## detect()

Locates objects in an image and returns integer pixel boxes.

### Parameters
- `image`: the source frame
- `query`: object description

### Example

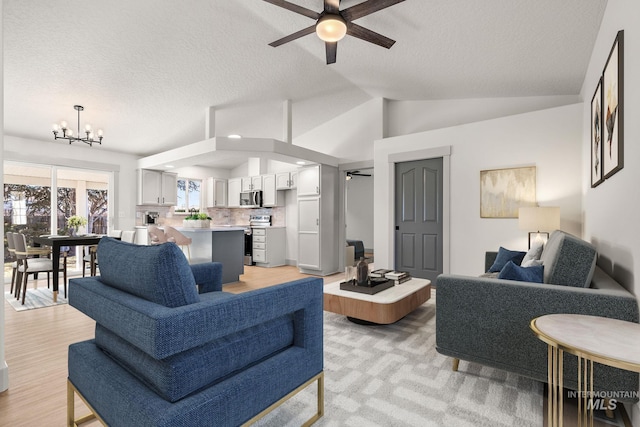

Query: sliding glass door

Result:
[3,162,113,282]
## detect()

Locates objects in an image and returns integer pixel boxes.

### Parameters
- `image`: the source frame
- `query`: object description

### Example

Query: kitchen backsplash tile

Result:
[135,206,285,227]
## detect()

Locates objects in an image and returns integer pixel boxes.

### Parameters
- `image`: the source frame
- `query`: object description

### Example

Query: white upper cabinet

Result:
[138,169,177,205]
[276,171,298,190]
[228,178,242,207]
[262,174,284,207]
[206,178,227,207]
[240,175,263,191]
[297,165,320,196]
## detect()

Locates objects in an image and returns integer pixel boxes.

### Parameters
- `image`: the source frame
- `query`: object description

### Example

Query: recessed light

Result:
[296,161,306,165]
[228,134,242,139]
[165,165,175,168]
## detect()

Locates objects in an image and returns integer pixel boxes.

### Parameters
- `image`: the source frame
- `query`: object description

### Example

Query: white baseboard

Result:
[0,361,8,392]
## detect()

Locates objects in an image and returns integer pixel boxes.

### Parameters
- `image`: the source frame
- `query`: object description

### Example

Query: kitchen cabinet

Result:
[138,169,177,205]
[252,227,286,267]
[297,164,338,275]
[276,171,297,190]
[241,176,263,191]
[297,165,320,196]
[262,174,284,207]
[297,198,320,270]
[228,178,241,207]
[206,178,227,207]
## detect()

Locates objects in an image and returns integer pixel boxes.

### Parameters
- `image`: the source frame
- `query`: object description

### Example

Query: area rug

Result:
[256,296,543,427]
[4,288,68,312]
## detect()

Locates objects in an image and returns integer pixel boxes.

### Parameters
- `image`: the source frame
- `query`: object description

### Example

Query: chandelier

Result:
[52,105,104,146]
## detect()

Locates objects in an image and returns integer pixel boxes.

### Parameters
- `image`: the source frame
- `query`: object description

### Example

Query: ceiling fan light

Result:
[316,15,347,42]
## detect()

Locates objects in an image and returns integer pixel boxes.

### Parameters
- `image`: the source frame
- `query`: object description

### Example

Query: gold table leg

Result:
[577,356,594,427]
[548,344,563,427]
[53,290,58,303]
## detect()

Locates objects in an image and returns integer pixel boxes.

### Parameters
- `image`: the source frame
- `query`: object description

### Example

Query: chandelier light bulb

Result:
[67,129,74,137]
[97,129,103,137]
[316,14,347,42]
[60,121,68,130]
[52,123,60,131]
[85,124,92,132]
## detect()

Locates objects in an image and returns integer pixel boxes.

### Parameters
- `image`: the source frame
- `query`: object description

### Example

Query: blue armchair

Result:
[67,237,324,426]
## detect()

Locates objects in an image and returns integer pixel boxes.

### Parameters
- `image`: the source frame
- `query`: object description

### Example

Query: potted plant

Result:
[183,212,211,228]
[67,215,88,236]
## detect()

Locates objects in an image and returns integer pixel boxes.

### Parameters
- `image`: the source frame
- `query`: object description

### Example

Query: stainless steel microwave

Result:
[239,190,262,208]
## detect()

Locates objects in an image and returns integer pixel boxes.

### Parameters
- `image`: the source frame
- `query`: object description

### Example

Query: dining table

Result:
[32,234,106,302]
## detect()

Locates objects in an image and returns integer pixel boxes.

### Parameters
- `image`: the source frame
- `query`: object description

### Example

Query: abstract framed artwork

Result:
[602,30,624,179]
[591,77,603,188]
[480,166,536,218]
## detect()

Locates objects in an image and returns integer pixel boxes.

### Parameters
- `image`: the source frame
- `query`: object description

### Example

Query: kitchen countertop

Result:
[175,226,246,232]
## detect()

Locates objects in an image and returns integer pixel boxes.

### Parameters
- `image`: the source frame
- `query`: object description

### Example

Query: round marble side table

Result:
[530,314,640,427]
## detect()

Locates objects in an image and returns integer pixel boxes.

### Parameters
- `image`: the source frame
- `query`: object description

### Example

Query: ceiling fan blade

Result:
[347,23,396,49]
[342,0,405,21]
[269,25,317,47]
[324,0,340,14]
[263,0,321,19]
[326,42,337,64]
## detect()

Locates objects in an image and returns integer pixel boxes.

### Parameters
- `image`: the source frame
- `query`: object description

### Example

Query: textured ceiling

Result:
[4,0,606,158]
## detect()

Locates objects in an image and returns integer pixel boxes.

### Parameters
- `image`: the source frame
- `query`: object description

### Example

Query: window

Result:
[176,178,202,212]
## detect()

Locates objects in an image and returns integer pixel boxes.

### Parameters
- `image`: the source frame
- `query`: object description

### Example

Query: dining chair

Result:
[14,232,68,304]
[6,232,19,294]
[83,230,125,276]
[163,225,193,262]
[147,226,169,244]
[120,230,136,243]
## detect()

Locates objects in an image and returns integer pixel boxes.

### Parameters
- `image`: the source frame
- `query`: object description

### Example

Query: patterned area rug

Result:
[4,288,68,311]
[256,296,543,426]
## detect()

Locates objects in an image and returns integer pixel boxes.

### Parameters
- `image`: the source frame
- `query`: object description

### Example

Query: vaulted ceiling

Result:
[4,1,606,158]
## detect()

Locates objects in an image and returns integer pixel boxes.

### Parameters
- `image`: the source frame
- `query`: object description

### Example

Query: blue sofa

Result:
[67,237,324,426]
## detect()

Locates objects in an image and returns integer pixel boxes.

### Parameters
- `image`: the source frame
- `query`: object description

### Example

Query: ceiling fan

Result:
[346,170,372,180]
[264,0,405,64]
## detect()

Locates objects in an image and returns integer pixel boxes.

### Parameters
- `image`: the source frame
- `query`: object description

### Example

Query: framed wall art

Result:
[591,77,603,188]
[480,166,536,218]
[602,30,624,179]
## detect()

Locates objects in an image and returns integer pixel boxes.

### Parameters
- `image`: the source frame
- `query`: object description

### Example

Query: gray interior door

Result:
[395,158,443,281]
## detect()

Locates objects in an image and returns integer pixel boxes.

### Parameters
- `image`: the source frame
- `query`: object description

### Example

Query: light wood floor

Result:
[0,266,340,426]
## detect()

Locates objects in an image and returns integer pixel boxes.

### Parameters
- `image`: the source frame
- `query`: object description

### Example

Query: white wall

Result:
[293,98,385,163]
[580,1,640,424]
[3,136,140,232]
[374,103,583,275]
[387,96,581,137]
[345,171,374,250]
[1,0,9,393]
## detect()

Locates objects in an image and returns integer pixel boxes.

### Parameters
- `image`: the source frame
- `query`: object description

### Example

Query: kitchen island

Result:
[176,226,245,284]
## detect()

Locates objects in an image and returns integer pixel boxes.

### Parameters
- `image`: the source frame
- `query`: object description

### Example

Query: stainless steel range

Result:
[244,215,271,265]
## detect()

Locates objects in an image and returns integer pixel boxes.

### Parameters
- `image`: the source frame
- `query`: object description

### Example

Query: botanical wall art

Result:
[602,30,624,180]
[591,77,603,187]
[480,166,536,218]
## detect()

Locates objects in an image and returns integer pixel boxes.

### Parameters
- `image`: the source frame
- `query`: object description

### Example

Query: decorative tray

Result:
[339,278,394,295]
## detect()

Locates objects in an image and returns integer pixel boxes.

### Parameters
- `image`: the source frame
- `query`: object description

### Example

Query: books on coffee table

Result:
[384,271,411,284]
[370,269,392,278]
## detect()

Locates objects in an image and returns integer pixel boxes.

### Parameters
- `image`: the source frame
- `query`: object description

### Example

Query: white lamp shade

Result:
[316,15,347,42]
[518,207,560,231]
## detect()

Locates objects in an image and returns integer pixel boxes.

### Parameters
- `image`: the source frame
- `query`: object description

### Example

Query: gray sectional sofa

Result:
[436,230,639,401]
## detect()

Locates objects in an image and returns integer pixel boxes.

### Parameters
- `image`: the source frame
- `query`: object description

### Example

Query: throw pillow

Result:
[498,260,544,283]
[522,259,544,268]
[488,247,527,272]
[521,241,544,265]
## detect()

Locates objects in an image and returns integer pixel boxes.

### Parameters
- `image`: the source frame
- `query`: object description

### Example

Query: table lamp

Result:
[518,206,560,248]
